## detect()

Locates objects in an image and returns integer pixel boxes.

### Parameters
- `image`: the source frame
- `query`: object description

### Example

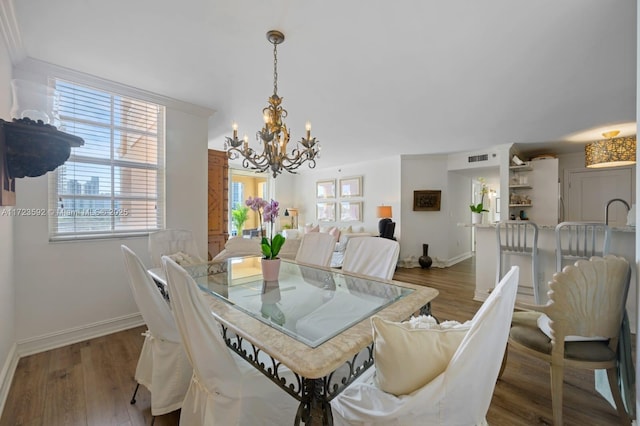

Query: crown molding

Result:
[0,0,25,63]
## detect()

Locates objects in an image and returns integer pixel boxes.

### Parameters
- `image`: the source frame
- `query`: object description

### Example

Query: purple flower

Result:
[244,196,284,259]
[246,196,267,211]
[263,199,280,223]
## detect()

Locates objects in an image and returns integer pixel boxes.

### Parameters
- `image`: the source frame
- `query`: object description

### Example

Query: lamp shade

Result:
[376,205,392,218]
[287,208,298,217]
[585,135,636,168]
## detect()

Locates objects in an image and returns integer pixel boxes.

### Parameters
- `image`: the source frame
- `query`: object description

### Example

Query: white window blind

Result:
[48,79,165,240]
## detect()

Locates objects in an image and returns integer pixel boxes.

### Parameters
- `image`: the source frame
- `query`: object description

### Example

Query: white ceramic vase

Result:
[261,258,281,281]
[471,212,483,224]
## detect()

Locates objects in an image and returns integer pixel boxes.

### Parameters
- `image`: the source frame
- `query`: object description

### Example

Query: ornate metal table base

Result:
[221,325,374,425]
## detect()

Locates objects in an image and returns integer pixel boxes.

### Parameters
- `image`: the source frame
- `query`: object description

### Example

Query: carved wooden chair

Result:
[505,255,632,425]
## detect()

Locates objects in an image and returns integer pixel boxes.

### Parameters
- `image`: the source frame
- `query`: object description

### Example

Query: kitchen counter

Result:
[472,223,636,332]
[461,222,636,232]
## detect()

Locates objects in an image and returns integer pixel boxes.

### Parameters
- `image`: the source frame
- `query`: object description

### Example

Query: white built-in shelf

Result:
[509,204,533,207]
[509,184,532,189]
[509,163,533,171]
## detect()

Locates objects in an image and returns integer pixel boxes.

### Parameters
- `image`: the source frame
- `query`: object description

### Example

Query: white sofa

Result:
[212,236,301,262]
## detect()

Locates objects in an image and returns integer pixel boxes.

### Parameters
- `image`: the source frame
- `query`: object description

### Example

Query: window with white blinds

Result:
[48,79,165,240]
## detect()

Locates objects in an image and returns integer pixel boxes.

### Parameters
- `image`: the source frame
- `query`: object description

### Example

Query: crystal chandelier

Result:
[225,30,320,178]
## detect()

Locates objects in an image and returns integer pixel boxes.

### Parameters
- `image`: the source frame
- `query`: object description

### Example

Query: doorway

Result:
[229,169,268,237]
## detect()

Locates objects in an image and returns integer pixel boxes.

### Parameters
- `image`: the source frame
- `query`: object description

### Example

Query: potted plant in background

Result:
[231,204,250,236]
[470,178,489,224]
[246,196,267,237]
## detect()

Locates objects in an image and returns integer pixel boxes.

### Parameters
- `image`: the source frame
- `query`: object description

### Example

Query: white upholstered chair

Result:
[555,221,611,272]
[120,245,192,421]
[148,228,205,268]
[295,231,337,267]
[506,255,632,425]
[341,237,400,280]
[162,256,299,425]
[330,266,520,425]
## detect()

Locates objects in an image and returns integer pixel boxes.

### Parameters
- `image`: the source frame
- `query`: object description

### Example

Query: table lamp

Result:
[376,205,393,237]
[285,208,298,229]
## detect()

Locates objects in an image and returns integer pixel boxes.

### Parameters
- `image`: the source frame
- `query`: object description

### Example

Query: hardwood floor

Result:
[1,257,627,425]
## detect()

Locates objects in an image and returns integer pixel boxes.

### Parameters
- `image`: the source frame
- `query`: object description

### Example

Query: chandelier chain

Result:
[273,42,278,96]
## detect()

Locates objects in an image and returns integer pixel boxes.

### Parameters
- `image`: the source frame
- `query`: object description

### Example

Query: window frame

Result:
[47,77,166,241]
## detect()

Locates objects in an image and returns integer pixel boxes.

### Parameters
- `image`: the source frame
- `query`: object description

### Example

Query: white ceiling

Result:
[5,0,637,168]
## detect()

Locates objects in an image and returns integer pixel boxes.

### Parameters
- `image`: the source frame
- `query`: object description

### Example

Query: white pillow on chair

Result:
[536,314,606,342]
[372,315,471,396]
[166,251,200,266]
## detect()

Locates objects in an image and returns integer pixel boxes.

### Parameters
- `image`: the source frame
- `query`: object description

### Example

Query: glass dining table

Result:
[148,255,438,425]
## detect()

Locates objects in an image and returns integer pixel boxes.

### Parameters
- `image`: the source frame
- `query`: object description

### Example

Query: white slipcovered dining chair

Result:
[330,266,520,425]
[120,245,192,422]
[295,231,337,267]
[148,228,205,268]
[341,237,400,280]
[162,256,299,425]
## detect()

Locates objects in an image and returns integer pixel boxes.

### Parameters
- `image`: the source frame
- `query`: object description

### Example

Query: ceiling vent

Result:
[468,154,489,163]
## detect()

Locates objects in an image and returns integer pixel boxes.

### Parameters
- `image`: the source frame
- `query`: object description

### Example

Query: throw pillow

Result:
[372,315,471,396]
[166,251,199,266]
[328,226,340,241]
[304,224,319,233]
[338,225,352,238]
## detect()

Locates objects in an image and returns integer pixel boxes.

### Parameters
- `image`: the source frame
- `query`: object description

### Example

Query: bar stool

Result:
[496,221,541,303]
[555,222,611,272]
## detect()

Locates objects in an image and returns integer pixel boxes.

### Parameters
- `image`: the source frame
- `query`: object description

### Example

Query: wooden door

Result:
[565,167,634,226]
[208,150,228,259]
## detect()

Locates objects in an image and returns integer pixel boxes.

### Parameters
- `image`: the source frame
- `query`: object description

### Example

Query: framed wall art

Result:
[316,179,336,198]
[339,176,362,198]
[316,202,336,221]
[413,190,441,211]
[340,201,362,221]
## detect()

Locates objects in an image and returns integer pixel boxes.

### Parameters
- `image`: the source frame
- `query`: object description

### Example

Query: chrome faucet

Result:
[605,198,630,225]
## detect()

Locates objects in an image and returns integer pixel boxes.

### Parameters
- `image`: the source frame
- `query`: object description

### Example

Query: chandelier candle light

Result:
[226,30,321,178]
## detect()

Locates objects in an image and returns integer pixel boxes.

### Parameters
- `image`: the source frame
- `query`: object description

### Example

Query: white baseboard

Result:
[0,343,18,418]
[474,289,490,302]
[398,251,473,269]
[17,313,144,357]
[439,252,473,268]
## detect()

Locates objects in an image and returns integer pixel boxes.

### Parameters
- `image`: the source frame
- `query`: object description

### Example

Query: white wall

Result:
[11,60,211,352]
[0,31,16,411]
[401,155,472,267]
[447,171,473,259]
[288,156,401,238]
[276,153,481,267]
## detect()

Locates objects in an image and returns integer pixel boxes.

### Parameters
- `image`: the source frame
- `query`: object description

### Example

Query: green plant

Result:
[470,179,489,213]
[231,204,250,234]
[260,199,285,259]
